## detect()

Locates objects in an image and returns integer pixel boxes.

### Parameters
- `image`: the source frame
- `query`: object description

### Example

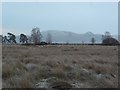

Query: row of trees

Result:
[90,32,112,44]
[1,28,119,45]
[91,31,119,45]
[2,33,17,44]
[2,27,52,44]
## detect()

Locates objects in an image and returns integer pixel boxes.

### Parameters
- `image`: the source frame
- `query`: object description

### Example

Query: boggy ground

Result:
[2,45,118,88]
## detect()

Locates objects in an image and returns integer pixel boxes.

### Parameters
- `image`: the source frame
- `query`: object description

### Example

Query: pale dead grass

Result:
[2,45,118,88]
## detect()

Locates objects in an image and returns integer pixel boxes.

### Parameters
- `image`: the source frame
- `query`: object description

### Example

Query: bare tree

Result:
[31,27,42,44]
[46,32,52,44]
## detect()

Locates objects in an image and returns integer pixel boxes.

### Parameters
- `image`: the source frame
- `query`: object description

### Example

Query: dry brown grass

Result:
[2,45,118,88]
[2,63,15,79]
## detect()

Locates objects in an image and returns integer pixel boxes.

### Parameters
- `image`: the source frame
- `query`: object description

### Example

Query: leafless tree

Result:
[31,27,42,44]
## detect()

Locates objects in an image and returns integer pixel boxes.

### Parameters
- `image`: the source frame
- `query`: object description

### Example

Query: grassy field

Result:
[2,45,118,88]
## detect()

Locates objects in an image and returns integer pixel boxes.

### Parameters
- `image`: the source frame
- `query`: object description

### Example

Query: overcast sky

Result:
[1,2,118,35]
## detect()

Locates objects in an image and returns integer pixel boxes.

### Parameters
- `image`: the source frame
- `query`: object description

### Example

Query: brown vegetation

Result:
[2,45,118,88]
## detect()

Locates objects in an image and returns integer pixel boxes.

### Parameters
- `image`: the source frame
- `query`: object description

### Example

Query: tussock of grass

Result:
[50,68,68,80]
[83,62,115,74]
[2,64,15,79]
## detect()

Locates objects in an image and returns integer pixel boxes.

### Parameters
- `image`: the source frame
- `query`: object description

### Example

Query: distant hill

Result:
[41,30,118,43]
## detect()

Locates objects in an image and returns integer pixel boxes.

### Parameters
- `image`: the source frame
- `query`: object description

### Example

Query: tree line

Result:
[2,27,52,45]
[1,27,119,45]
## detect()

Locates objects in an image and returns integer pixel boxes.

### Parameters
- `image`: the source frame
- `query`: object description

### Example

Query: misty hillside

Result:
[41,30,118,43]
[6,30,118,43]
